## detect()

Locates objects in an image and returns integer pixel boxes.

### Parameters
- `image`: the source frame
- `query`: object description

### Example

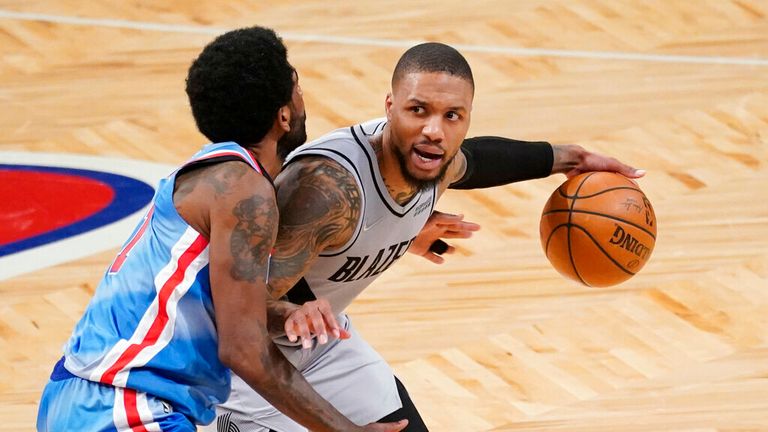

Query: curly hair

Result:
[392,42,474,91]
[186,26,294,145]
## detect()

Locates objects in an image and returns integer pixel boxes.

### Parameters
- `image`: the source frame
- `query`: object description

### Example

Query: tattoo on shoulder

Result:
[174,161,252,212]
[206,162,250,195]
[229,192,277,283]
[268,159,361,291]
[281,159,361,237]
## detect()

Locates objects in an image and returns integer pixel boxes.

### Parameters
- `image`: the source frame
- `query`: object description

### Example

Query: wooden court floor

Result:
[1,1,767,430]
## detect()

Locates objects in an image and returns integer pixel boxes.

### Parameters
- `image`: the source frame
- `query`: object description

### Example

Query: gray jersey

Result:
[283,118,437,315]
[209,119,435,431]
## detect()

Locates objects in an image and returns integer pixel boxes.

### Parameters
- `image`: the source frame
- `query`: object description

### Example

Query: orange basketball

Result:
[539,172,657,287]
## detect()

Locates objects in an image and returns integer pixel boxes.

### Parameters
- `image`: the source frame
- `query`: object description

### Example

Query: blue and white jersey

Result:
[60,142,265,425]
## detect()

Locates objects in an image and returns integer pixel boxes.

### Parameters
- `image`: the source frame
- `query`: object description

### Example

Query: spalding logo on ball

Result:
[539,172,657,287]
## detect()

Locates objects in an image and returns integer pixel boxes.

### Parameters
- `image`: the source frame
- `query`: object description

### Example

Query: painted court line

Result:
[0,152,174,281]
[1,9,767,66]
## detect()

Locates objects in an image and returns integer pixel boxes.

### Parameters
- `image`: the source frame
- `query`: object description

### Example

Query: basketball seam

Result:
[570,224,636,277]
[557,185,641,199]
[566,173,596,286]
[544,223,568,256]
[541,209,656,240]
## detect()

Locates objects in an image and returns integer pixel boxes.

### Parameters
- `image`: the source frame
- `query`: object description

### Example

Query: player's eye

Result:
[446,111,460,121]
[410,106,425,114]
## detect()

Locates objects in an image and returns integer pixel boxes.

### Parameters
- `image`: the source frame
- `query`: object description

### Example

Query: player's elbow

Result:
[218,337,270,381]
[217,343,240,371]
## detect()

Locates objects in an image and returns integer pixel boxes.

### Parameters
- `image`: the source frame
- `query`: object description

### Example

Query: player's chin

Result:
[406,165,444,184]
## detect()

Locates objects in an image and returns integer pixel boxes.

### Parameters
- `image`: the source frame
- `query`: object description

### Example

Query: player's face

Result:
[386,71,473,187]
[277,70,307,160]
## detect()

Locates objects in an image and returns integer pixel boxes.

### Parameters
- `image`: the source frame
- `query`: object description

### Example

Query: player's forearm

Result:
[230,341,360,432]
[449,136,553,189]
[265,298,298,336]
[550,144,586,175]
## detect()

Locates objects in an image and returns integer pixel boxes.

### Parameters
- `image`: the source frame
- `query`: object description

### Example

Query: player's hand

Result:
[408,211,480,264]
[361,419,409,431]
[552,144,646,179]
[284,299,351,349]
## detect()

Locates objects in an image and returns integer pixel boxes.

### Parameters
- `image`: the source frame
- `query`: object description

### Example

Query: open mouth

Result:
[410,145,444,172]
[413,146,443,163]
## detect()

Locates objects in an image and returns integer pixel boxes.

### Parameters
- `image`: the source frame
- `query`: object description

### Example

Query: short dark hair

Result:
[392,42,474,90]
[186,26,294,145]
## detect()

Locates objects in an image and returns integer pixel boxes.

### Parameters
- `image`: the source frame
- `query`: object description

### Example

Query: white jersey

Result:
[283,118,437,315]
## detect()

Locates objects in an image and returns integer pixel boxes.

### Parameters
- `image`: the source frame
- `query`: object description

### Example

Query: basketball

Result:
[539,172,657,287]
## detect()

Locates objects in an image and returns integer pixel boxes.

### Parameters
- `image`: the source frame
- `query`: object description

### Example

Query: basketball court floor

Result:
[1,1,767,430]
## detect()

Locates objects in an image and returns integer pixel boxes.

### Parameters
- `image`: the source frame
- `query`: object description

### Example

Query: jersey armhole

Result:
[285,149,366,258]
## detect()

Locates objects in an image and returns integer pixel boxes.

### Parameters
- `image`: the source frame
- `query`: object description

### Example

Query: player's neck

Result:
[375,129,420,205]
[243,139,281,179]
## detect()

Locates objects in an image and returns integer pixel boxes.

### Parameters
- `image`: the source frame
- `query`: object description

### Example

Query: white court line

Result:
[1,9,767,66]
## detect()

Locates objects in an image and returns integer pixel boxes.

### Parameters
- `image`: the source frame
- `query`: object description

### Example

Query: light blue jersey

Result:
[38,142,266,430]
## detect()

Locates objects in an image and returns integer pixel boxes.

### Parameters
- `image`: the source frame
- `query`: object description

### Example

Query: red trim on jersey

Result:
[190,150,262,174]
[100,234,209,385]
[109,206,155,274]
[123,388,150,432]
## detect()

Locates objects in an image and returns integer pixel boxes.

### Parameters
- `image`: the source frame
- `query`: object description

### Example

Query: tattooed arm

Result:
[268,156,362,299]
[177,161,386,432]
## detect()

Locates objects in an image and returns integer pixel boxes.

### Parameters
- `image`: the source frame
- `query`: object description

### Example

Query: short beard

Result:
[277,112,307,161]
[393,146,453,191]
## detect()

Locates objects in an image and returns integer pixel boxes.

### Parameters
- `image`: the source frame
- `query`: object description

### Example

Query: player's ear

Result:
[385,92,393,121]
[278,105,291,132]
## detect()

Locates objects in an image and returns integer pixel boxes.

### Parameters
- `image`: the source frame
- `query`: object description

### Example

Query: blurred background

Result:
[1,1,767,430]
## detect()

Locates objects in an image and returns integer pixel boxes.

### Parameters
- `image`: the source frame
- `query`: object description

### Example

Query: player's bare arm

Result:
[181,161,380,432]
[268,156,363,299]
[551,144,644,178]
[263,156,363,346]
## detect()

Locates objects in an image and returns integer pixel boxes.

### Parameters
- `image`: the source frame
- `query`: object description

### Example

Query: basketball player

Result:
[36,27,407,432]
[210,42,644,431]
